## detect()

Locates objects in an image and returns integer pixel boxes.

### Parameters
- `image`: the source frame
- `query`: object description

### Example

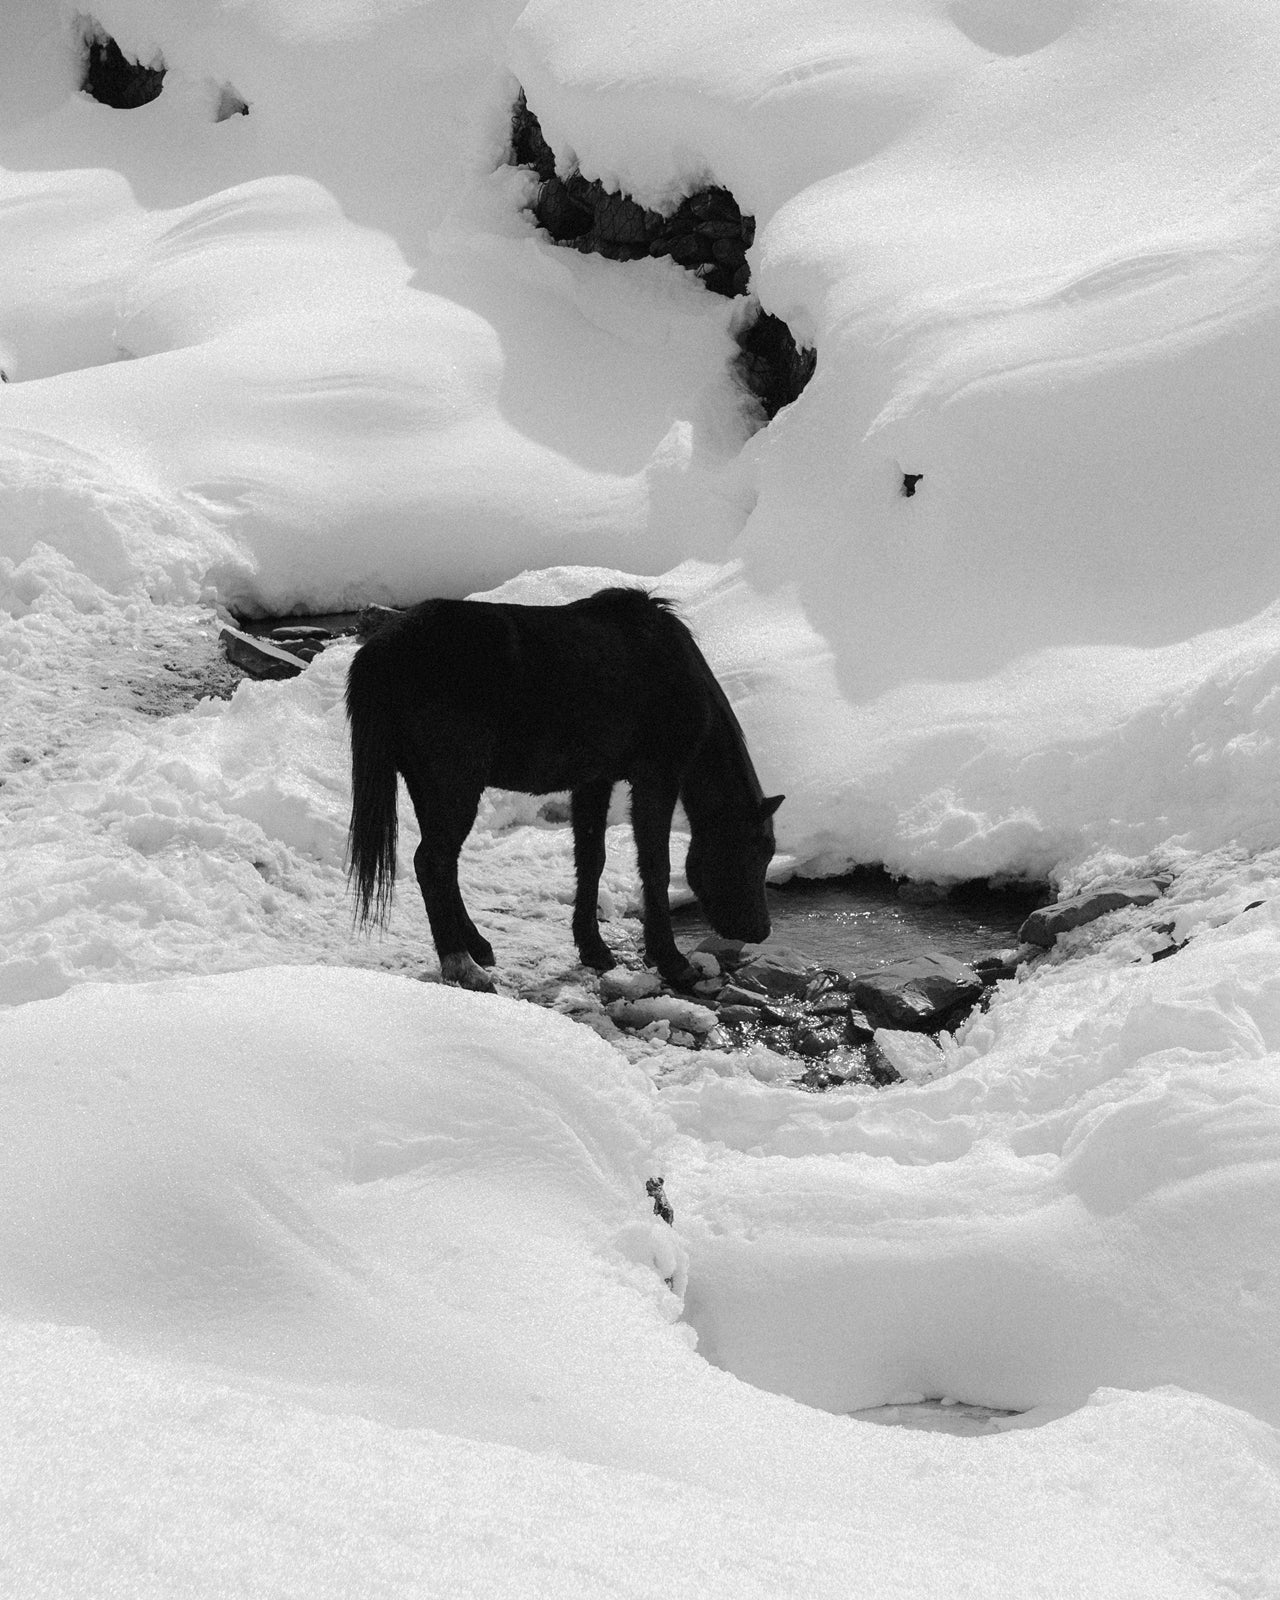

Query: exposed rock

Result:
[1018,880,1165,947]
[970,947,1025,982]
[81,26,165,109]
[269,625,332,642]
[853,953,984,1032]
[733,946,813,999]
[509,93,814,419]
[870,1029,947,1085]
[646,1177,674,1226]
[219,625,304,680]
[693,935,750,969]
[733,309,817,419]
[845,1008,876,1043]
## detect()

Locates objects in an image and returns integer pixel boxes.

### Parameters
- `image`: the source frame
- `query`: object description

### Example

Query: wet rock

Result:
[805,970,855,1001]
[792,1025,843,1059]
[970,948,1024,982]
[870,1030,947,1085]
[716,986,799,1024]
[694,935,749,970]
[1018,880,1165,947]
[269,625,332,642]
[809,992,852,1019]
[716,1004,764,1026]
[733,946,812,1000]
[218,625,304,680]
[845,1009,876,1043]
[852,953,984,1032]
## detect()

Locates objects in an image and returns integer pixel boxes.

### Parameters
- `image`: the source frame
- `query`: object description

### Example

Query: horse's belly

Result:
[489,742,623,796]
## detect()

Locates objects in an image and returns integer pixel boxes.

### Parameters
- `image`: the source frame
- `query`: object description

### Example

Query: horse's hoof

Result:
[469,938,496,968]
[656,961,701,992]
[440,952,497,992]
[577,943,617,973]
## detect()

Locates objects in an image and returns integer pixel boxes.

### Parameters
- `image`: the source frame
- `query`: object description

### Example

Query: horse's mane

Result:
[574,585,678,617]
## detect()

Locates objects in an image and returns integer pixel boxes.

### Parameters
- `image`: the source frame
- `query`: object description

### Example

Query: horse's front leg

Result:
[571,779,616,972]
[630,772,699,989]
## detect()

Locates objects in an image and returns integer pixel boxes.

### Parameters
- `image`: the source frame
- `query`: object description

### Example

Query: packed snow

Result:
[3,1,1280,1594]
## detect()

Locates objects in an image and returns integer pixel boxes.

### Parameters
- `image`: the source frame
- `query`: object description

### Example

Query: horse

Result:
[345,587,782,991]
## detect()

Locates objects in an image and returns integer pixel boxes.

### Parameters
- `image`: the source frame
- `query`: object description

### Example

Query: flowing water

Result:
[673,870,1043,974]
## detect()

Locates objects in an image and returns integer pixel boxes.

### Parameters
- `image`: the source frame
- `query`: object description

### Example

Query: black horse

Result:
[345,587,782,990]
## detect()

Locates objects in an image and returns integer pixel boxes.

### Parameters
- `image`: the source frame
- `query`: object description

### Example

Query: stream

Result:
[673,869,1042,975]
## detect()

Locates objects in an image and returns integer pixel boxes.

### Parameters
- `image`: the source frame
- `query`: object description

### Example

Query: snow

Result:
[4,0,1280,1593]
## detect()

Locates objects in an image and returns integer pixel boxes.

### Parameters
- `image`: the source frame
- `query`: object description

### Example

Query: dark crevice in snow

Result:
[79,23,165,109]
[509,90,815,421]
[901,473,923,498]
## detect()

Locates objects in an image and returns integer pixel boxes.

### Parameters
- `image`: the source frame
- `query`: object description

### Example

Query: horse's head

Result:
[685,794,783,945]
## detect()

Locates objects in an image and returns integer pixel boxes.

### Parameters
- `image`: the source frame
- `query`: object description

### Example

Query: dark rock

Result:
[734,310,817,420]
[269,625,332,642]
[809,992,852,1019]
[852,954,984,1032]
[733,946,813,999]
[219,625,304,680]
[845,1009,876,1043]
[717,1004,767,1026]
[81,28,165,109]
[646,1177,674,1226]
[970,948,1023,982]
[1018,881,1165,947]
[535,177,595,242]
[901,473,923,498]
[510,89,556,179]
[792,1025,842,1059]
[694,935,749,969]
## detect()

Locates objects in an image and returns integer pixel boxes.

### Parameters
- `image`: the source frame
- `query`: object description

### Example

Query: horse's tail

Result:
[344,632,403,928]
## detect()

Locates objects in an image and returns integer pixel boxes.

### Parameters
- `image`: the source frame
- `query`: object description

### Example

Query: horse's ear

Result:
[760,794,784,818]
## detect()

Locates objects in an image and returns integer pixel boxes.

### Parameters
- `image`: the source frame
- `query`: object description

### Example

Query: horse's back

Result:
[350,588,713,792]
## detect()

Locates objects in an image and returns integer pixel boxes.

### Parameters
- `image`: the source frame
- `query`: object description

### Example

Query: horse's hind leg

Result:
[571,779,616,972]
[404,771,495,991]
[630,769,699,988]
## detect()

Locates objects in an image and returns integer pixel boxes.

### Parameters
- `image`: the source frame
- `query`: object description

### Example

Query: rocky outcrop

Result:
[1019,880,1167,947]
[508,92,815,421]
[852,953,986,1032]
[81,25,165,109]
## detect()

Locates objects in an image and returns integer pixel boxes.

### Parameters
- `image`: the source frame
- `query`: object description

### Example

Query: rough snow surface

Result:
[4,966,1280,1598]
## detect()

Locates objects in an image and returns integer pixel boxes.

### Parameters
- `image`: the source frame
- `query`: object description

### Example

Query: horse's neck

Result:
[680,696,761,822]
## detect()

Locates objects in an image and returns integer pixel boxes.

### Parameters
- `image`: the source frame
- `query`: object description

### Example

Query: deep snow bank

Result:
[512,0,1280,877]
[5,1,1280,877]
[3,964,1279,1598]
